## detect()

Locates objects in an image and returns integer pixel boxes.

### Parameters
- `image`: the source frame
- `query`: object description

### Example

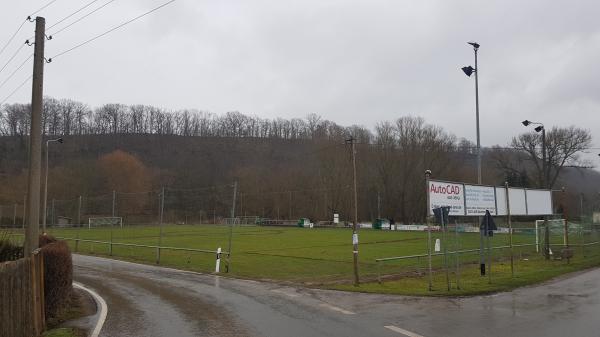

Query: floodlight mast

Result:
[462,42,481,186]
[522,120,549,259]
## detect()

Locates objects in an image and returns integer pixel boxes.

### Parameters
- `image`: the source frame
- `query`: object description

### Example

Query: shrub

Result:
[40,236,73,320]
[0,231,23,262]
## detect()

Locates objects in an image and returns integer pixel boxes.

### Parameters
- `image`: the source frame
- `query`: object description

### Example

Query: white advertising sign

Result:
[508,188,527,215]
[428,181,465,216]
[525,189,553,215]
[464,185,497,216]
[428,179,554,217]
[495,187,508,215]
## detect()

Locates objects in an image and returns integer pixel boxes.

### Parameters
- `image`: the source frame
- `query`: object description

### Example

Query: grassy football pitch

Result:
[37,224,600,295]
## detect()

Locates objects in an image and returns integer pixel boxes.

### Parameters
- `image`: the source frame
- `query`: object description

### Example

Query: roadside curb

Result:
[73,281,108,337]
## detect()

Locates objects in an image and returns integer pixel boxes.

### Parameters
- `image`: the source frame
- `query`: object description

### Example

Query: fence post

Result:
[455,220,461,289]
[22,194,26,229]
[109,222,113,256]
[51,198,55,229]
[13,203,17,227]
[377,260,382,284]
[112,190,116,217]
[157,187,165,265]
[77,195,82,226]
[215,247,222,273]
[425,170,433,291]
[506,181,514,278]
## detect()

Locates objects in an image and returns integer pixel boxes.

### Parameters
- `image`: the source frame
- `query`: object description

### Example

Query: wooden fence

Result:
[0,250,45,337]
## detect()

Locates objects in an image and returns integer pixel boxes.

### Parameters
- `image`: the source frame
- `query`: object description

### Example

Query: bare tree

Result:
[506,126,592,188]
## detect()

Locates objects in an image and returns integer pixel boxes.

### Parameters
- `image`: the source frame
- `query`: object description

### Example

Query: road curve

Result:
[73,255,600,337]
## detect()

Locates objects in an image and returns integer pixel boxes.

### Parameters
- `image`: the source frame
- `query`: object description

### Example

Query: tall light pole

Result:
[522,120,548,259]
[462,41,481,185]
[42,137,63,232]
[521,120,546,188]
[462,42,484,275]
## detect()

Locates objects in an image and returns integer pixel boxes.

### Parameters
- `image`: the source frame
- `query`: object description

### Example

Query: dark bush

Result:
[40,237,73,320]
[0,240,23,262]
[0,231,23,262]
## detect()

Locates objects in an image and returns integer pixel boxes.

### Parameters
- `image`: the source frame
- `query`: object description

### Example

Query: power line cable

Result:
[0,0,55,59]
[49,0,118,36]
[0,42,27,76]
[0,75,32,106]
[0,19,28,59]
[30,0,60,16]
[47,0,101,31]
[49,0,176,61]
[0,54,33,91]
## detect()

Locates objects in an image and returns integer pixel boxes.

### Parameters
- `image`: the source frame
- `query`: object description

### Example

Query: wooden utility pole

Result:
[347,137,360,286]
[24,17,45,256]
[112,190,116,217]
[226,181,237,272]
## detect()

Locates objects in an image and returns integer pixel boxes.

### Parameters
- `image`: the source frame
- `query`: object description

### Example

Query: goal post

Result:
[535,219,567,252]
[88,217,123,229]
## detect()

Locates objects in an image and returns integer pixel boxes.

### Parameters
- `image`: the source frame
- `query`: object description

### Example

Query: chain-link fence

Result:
[0,203,26,228]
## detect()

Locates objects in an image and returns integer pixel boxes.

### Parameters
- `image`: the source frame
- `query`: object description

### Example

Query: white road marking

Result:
[271,288,300,297]
[384,325,425,337]
[319,303,355,315]
[74,282,108,337]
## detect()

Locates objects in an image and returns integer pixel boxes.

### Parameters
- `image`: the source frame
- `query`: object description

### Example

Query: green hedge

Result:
[40,235,73,320]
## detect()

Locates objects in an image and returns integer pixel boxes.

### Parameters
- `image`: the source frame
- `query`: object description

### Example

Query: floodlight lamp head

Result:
[521,120,531,126]
[462,66,475,77]
[425,169,432,176]
[534,125,544,133]
[468,41,480,49]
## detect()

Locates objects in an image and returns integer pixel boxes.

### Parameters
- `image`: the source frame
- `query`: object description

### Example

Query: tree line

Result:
[0,97,372,142]
[0,96,593,224]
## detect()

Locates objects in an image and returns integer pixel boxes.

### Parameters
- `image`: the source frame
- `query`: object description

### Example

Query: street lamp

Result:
[462,41,481,185]
[43,137,63,232]
[522,120,549,259]
[521,120,547,188]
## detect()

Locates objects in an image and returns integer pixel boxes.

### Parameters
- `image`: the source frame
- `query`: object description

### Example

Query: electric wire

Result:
[47,0,101,31]
[49,0,118,36]
[30,0,60,16]
[0,54,33,91]
[50,0,176,60]
[0,75,32,106]
[0,42,27,76]
[0,20,28,59]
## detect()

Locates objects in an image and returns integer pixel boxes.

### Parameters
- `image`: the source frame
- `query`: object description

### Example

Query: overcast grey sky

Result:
[1,1,598,156]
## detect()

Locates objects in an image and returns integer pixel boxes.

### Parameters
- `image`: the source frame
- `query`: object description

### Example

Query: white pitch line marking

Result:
[74,282,108,337]
[271,288,300,297]
[319,303,355,315]
[384,325,425,337]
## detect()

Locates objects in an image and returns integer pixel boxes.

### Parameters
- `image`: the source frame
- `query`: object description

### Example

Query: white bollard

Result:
[435,239,441,252]
[215,247,222,273]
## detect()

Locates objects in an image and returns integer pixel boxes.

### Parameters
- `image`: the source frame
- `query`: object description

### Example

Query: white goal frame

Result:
[88,217,123,229]
[535,219,566,252]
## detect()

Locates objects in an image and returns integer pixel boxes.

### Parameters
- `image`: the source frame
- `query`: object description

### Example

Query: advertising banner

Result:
[428,181,465,216]
[428,179,553,217]
[465,185,497,216]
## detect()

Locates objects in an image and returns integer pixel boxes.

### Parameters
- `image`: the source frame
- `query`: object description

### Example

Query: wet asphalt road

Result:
[74,255,600,337]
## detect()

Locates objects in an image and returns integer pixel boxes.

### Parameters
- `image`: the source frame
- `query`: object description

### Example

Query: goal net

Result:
[88,217,123,229]
[535,219,571,252]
